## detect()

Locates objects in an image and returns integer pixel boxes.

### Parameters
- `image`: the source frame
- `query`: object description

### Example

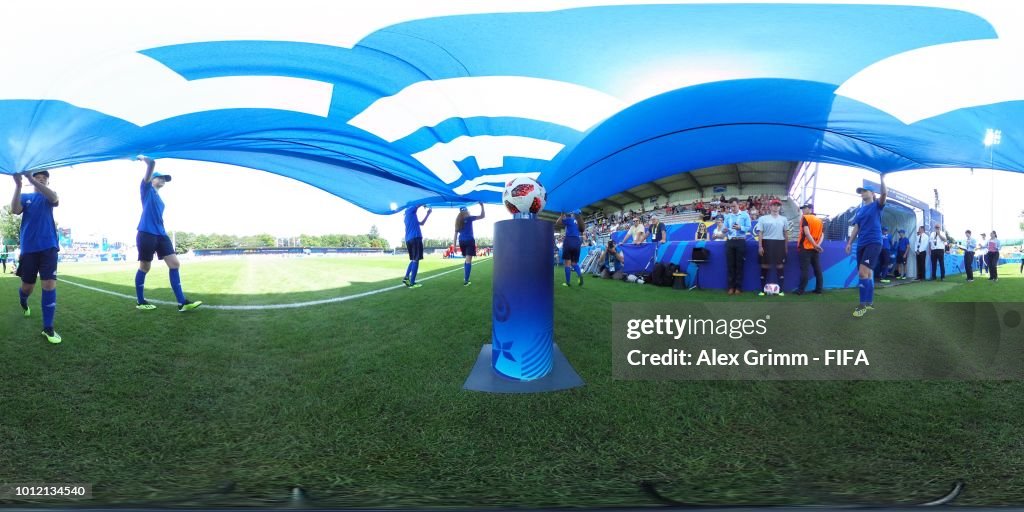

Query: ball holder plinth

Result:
[463,218,584,393]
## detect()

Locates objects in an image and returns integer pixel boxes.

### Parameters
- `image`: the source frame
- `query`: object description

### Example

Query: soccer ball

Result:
[763,283,781,295]
[502,176,546,215]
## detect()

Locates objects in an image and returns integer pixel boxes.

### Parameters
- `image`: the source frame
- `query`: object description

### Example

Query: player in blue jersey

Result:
[454,202,485,286]
[555,210,585,287]
[11,171,62,343]
[134,156,202,312]
[402,205,432,289]
[876,227,892,284]
[845,177,887,317]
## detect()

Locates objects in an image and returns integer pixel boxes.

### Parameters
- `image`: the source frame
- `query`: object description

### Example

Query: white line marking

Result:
[60,257,491,311]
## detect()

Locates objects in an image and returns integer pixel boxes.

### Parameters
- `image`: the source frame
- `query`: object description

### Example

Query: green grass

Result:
[2,258,1024,507]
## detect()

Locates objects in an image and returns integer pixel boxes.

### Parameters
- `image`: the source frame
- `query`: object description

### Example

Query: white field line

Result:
[60,257,492,311]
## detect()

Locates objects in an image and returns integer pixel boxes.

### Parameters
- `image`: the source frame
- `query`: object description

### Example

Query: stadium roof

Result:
[1,2,1022,214]
[580,161,799,214]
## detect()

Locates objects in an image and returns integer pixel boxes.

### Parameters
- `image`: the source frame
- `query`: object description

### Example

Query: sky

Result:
[810,164,1024,241]
[0,158,503,247]
[1,159,1021,247]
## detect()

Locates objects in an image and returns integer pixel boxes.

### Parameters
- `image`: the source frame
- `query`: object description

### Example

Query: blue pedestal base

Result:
[463,343,585,393]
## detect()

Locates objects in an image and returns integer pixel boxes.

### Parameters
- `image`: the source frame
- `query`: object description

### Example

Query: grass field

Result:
[2,256,1024,507]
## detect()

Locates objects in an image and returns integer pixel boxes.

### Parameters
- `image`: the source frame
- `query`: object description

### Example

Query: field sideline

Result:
[2,256,1024,507]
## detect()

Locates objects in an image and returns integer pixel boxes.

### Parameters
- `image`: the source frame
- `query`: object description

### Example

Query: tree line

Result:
[176,226,390,252]
[0,209,391,252]
[400,237,493,249]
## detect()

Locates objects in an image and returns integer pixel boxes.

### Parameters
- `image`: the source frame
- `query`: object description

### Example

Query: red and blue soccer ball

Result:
[502,176,546,215]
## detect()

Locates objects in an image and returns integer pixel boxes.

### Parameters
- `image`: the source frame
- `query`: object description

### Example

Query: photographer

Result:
[599,239,625,280]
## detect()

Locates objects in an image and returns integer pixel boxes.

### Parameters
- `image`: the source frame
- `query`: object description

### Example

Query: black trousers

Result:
[876,249,891,280]
[964,251,974,280]
[930,249,945,280]
[916,251,927,280]
[798,249,823,293]
[987,251,1000,280]
[726,238,746,290]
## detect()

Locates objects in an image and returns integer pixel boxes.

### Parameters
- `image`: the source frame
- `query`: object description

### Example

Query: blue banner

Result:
[629,240,968,290]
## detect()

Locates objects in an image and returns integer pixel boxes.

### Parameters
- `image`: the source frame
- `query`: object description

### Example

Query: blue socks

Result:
[866,276,874,304]
[135,270,147,303]
[410,261,419,285]
[858,278,872,305]
[404,261,414,280]
[464,262,472,282]
[18,288,28,309]
[169,268,187,304]
[564,265,572,284]
[573,264,582,278]
[41,289,56,329]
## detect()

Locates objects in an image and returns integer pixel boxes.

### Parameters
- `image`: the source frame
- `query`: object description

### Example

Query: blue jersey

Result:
[853,200,884,245]
[458,216,479,241]
[19,192,58,254]
[137,180,167,236]
[881,233,892,251]
[404,208,421,241]
[897,237,909,254]
[563,216,580,238]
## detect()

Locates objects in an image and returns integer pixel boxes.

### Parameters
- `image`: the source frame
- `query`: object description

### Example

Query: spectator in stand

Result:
[749,208,760,234]
[928,223,947,281]
[710,215,727,240]
[795,203,824,295]
[695,221,709,241]
[895,229,910,280]
[986,231,1001,281]
[623,217,646,244]
[649,215,667,246]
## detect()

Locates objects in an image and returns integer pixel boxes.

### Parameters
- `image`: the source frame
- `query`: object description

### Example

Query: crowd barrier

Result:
[568,240,968,290]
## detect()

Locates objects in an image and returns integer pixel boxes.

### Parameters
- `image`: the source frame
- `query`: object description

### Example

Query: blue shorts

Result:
[459,239,477,257]
[406,237,424,261]
[137,231,176,262]
[17,247,59,283]
[857,243,882,269]
[562,236,581,262]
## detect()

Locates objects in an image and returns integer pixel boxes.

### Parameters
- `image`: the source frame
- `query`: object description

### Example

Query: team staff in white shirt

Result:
[928,224,947,281]
[913,226,929,281]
